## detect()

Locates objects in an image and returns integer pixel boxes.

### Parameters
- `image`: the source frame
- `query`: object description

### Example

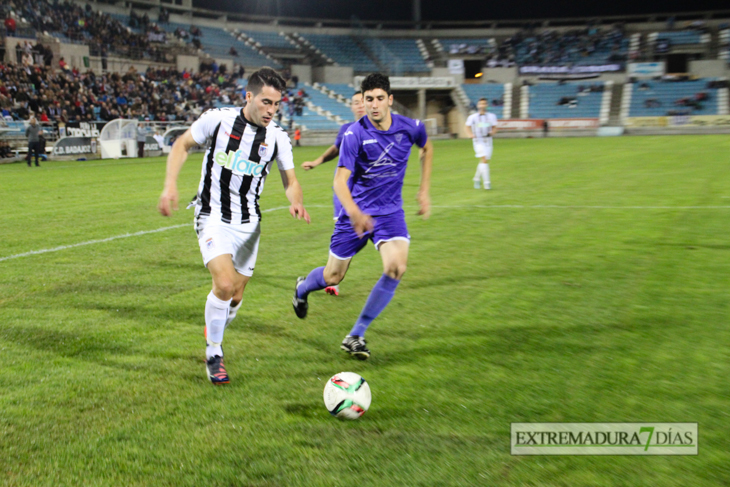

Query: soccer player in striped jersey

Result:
[300,90,367,296]
[158,67,310,384]
[292,73,433,360]
[465,98,498,190]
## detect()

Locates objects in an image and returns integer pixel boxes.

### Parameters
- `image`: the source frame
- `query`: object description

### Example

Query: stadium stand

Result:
[362,38,430,74]
[718,28,729,65]
[158,22,281,68]
[241,30,292,50]
[2,0,730,147]
[461,84,506,111]
[304,85,353,122]
[506,27,628,66]
[321,84,359,100]
[629,79,719,116]
[438,38,495,55]
[299,34,378,72]
[527,82,604,119]
[652,30,709,46]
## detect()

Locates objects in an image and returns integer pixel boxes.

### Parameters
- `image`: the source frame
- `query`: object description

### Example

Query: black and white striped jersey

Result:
[190,107,294,224]
[466,112,498,142]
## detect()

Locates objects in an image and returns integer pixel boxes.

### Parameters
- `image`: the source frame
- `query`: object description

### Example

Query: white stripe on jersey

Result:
[190,107,294,224]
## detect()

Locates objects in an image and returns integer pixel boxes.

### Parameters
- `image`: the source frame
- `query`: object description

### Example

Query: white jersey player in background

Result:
[158,67,310,385]
[465,98,498,190]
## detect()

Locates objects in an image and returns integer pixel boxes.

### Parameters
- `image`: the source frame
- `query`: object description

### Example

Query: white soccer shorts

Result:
[473,138,493,160]
[196,217,261,276]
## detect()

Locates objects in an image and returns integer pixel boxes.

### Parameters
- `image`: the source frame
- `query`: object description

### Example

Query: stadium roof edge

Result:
[120,0,730,30]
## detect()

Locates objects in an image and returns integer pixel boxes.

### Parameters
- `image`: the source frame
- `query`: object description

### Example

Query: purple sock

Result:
[350,274,400,337]
[297,266,327,298]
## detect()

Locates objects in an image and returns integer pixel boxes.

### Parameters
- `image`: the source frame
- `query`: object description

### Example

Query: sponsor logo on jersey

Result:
[344,130,354,136]
[363,139,378,145]
[214,149,266,176]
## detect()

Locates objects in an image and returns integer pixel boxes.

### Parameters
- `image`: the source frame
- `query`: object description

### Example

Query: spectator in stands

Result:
[25,116,42,167]
[229,46,238,57]
[0,141,12,158]
[5,15,16,36]
[15,42,23,64]
[294,128,301,147]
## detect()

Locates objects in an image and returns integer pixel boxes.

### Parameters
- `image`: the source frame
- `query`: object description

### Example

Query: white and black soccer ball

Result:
[323,372,371,420]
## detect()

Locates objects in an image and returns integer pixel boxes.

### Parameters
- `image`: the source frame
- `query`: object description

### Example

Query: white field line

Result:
[2,204,729,262]
[1,205,291,262]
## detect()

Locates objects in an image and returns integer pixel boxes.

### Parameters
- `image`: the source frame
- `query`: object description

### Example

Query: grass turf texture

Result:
[1,135,729,486]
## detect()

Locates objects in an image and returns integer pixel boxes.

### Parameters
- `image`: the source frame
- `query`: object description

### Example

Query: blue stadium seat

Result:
[300,34,378,72]
[158,22,280,68]
[629,79,718,116]
[461,84,505,111]
[656,31,703,45]
[527,82,604,119]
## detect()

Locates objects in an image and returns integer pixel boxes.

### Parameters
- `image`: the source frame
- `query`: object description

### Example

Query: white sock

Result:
[226,301,242,327]
[205,291,231,359]
[481,163,490,185]
[473,164,482,182]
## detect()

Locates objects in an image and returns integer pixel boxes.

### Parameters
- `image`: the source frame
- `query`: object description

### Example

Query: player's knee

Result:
[323,268,344,285]
[385,263,407,280]
[213,277,236,299]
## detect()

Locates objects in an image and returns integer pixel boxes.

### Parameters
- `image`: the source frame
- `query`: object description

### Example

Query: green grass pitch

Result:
[1,135,729,486]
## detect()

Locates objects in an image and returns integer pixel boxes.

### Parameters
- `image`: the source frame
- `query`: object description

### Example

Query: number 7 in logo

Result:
[640,426,655,451]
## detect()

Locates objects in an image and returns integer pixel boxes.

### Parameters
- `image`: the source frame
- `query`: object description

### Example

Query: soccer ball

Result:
[323,372,371,420]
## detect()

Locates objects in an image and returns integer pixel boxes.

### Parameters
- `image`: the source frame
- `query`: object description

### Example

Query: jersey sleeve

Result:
[465,114,475,127]
[189,109,223,145]
[413,119,428,148]
[490,113,499,124]
[334,123,349,149]
[275,129,295,171]
[337,126,360,172]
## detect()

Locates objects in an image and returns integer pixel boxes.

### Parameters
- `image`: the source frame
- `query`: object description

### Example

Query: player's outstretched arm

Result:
[417,139,433,219]
[464,124,475,139]
[301,144,339,170]
[281,168,311,223]
[333,167,373,236]
[158,129,197,217]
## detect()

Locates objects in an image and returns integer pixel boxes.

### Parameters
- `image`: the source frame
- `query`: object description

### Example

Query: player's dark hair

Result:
[246,67,286,96]
[353,90,362,96]
[479,97,488,103]
[361,73,391,96]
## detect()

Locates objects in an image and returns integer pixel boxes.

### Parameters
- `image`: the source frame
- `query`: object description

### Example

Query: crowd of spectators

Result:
[0,60,248,131]
[3,0,175,61]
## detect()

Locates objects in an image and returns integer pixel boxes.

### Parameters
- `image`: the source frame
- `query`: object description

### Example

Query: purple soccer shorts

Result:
[329,209,410,260]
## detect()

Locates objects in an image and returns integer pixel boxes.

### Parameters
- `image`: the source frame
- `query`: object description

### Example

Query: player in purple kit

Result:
[292,73,433,359]
[301,90,367,296]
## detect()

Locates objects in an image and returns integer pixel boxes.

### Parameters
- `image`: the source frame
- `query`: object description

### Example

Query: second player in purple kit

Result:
[301,91,367,296]
[293,73,433,359]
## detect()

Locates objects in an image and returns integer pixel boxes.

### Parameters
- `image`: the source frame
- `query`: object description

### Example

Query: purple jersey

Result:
[338,114,428,216]
[334,122,352,149]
